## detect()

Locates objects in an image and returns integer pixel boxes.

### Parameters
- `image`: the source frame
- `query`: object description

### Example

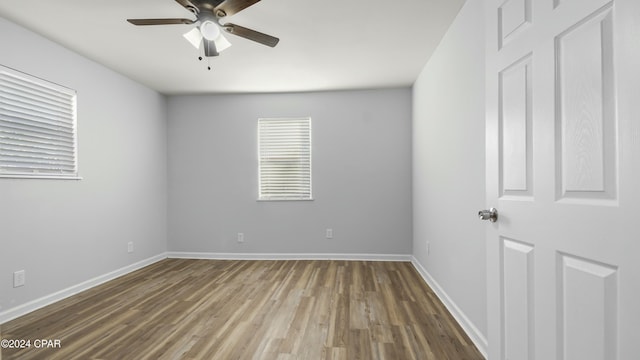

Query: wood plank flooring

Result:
[1,259,484,360]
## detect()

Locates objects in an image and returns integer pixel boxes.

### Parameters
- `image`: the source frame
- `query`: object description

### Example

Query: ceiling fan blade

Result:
[127,18,195,26]
[174,0,197,10]
[203,39,219,57]
[223,23,279,47]
[214,0,261,17]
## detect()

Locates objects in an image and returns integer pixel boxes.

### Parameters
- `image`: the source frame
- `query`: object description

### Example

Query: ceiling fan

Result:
[127,0,279,58]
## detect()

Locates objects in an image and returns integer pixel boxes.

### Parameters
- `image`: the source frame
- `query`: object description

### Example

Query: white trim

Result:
[0,253,167,325]
[0,249,485,360]
[256,198,314,202]
[0,175,83,180]
[410,256,488,358]
[168,252,412,262]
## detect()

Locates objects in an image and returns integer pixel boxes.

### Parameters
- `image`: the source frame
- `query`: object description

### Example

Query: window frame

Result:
[0,65,80,180]
[257,117,313,201]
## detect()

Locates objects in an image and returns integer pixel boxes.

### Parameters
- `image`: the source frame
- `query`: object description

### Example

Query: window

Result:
[0,66,79,179]
[258,117,312,201]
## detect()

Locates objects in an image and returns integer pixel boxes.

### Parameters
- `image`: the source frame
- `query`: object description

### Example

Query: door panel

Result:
[502,238,535,360]
[555,6,616,201]
[500,55,533,197]
[498,0,532,48]
[485,0,639,359]
[558,254,617,360]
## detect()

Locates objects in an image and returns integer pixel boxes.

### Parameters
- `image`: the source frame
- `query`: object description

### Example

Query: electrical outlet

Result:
[13,270,25,288]
[237,233,244,243]
[127,242,134,253]
[326,228,333,239]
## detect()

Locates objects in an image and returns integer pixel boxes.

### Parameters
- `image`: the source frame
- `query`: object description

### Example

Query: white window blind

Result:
[0,66,79,179]
[258,117,312,201]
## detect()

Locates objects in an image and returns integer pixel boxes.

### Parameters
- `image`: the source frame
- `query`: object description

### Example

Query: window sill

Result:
[257,198,314,202]
[0,175,83,180]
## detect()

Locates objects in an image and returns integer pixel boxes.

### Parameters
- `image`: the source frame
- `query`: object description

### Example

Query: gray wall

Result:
[1,4,487,350]
[168,89,412,255]
[0,17,168,315]
[412,0,487,342]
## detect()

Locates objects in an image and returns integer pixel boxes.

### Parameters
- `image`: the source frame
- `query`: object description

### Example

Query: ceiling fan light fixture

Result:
[200,20,221,41]
[183,27,203,49]
[183,24,232,55]
[214,34,232,52]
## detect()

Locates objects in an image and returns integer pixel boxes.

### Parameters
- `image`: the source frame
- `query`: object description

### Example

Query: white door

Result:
[485,0,640,359]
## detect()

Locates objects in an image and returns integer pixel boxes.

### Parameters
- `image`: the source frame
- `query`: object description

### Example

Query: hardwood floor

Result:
[1,259,484,360]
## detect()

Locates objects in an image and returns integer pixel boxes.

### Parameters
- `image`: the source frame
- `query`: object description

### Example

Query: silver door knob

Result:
[478,208,498,222]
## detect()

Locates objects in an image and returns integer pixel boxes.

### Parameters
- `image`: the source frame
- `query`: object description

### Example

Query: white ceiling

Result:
[0,0,465,94]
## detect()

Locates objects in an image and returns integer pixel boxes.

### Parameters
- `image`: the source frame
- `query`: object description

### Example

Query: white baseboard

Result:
[1,252,409,324]
[167,252,412,262]
[1,250,486,360]
[0,253,168,325]
[410,256,488,359]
